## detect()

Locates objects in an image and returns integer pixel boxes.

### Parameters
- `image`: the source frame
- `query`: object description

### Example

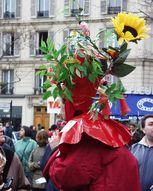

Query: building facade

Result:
[0,0,152,130]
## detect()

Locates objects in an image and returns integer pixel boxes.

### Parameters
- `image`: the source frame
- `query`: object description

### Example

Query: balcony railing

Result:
[71,9,83,16]
[3,11,15,19]
[3,50,14,56]
[1,86,14,95]
[108,6,121,14]
[37,11,49,18]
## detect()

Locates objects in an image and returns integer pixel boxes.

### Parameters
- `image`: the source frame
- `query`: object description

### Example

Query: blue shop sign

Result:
[110,94,153,117]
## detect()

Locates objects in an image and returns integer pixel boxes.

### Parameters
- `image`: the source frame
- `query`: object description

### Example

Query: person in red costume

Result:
[43,97,141,191]
[40,12,149,191]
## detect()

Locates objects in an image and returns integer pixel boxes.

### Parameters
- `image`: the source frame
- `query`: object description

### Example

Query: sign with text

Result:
[47,97,61,114]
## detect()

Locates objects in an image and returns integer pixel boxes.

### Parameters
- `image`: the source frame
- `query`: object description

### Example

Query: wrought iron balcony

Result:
[3,11,15,19]
[108,6,121,14]
[71,8,83,16]
[1,86,14,95]
[37,11,49,18]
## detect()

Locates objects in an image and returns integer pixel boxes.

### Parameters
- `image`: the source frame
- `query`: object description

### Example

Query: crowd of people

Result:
[0,11,152,191]
[0,115,152,191]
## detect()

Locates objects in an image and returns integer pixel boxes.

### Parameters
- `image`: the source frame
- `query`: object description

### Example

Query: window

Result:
[99,28,118,49]
[64,0,90,16]
[3,33,14,56]
[37,0,49,17]
[3,0,15,18]
[36,31,48,55]
[2,32,20,56]
[31,0,55,18]
[0,0,21,19]
[35,70,47,94]
[108,0,121,14]
[100,0,127,15]
[1,70,14,95]
[30,30,54,56]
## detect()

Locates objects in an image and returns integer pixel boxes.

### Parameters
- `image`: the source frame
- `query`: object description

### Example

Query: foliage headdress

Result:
[38,12,149,147]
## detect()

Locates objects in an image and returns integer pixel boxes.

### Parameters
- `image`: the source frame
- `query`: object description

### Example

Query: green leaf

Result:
[88,73,97,83]
[47,38,54,51]
[114,93,124,99]
[41,40,47,48]
[75,69,81,78]
[42,90,51,100]
[69,65,75,75]
[52,86,59,99]
[42,79,51,89]
[39,46,48,54]
[36,71,41,76]
[39,65,47,70]
[120,42,128,53]
[54,45,66,59]
[112,64,136,77]
[113,49,131,65]
[63,88,73,102]
[59,55,68,65]
[43,54,54,61]
[59,44,67,56]
[58,69,69,82]
[39,70,46,77]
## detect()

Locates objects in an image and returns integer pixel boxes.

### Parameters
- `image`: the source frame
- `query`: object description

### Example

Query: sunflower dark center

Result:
[123,25,138,37]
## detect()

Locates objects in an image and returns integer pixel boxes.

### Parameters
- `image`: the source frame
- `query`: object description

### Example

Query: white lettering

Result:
[137,98,153,112]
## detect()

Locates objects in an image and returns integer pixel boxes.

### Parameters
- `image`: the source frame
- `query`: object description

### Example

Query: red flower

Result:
[79,21,90,37]
[120,96,130,116]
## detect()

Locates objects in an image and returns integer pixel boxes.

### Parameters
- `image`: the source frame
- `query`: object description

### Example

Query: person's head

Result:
[129,123,136,133]
[20,126,31,138]
[36,130,48,146]
[141,114,153,139]
[49,124,58,131]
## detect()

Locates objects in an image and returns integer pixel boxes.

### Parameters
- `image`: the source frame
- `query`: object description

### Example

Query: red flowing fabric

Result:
[120,96,131,116]
[64,76,100,121]
[59,112,131,148]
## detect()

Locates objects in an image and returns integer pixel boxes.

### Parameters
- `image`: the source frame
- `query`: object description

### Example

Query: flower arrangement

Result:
[38,12,148,118]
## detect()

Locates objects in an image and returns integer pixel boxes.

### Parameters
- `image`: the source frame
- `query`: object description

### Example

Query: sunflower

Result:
[112,12,149,45]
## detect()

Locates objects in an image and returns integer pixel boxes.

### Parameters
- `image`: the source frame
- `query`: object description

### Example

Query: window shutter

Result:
[30,32,36,56]
[0,33,2,56]
[122,0,127,12]
[31,0,36,18]
[64,0,70,16]
[0,0,3,19]
[49,0,55,17]
[63,29,69,43]
[100,0,107,14]
[84,0,90,15]
[48,31,54,42]
[16,0,21,18]
[14,33,20,56]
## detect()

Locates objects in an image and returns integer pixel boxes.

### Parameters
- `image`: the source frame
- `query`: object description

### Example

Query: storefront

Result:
[0,105,22,130]
[111,94,153,121]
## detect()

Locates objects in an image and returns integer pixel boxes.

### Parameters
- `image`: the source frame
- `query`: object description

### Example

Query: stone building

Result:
[0,0,152,130]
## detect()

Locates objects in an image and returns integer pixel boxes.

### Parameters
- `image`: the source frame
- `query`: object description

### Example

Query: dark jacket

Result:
[40,144,59,191]
[3,147,31,191]
[131,137,153,191]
